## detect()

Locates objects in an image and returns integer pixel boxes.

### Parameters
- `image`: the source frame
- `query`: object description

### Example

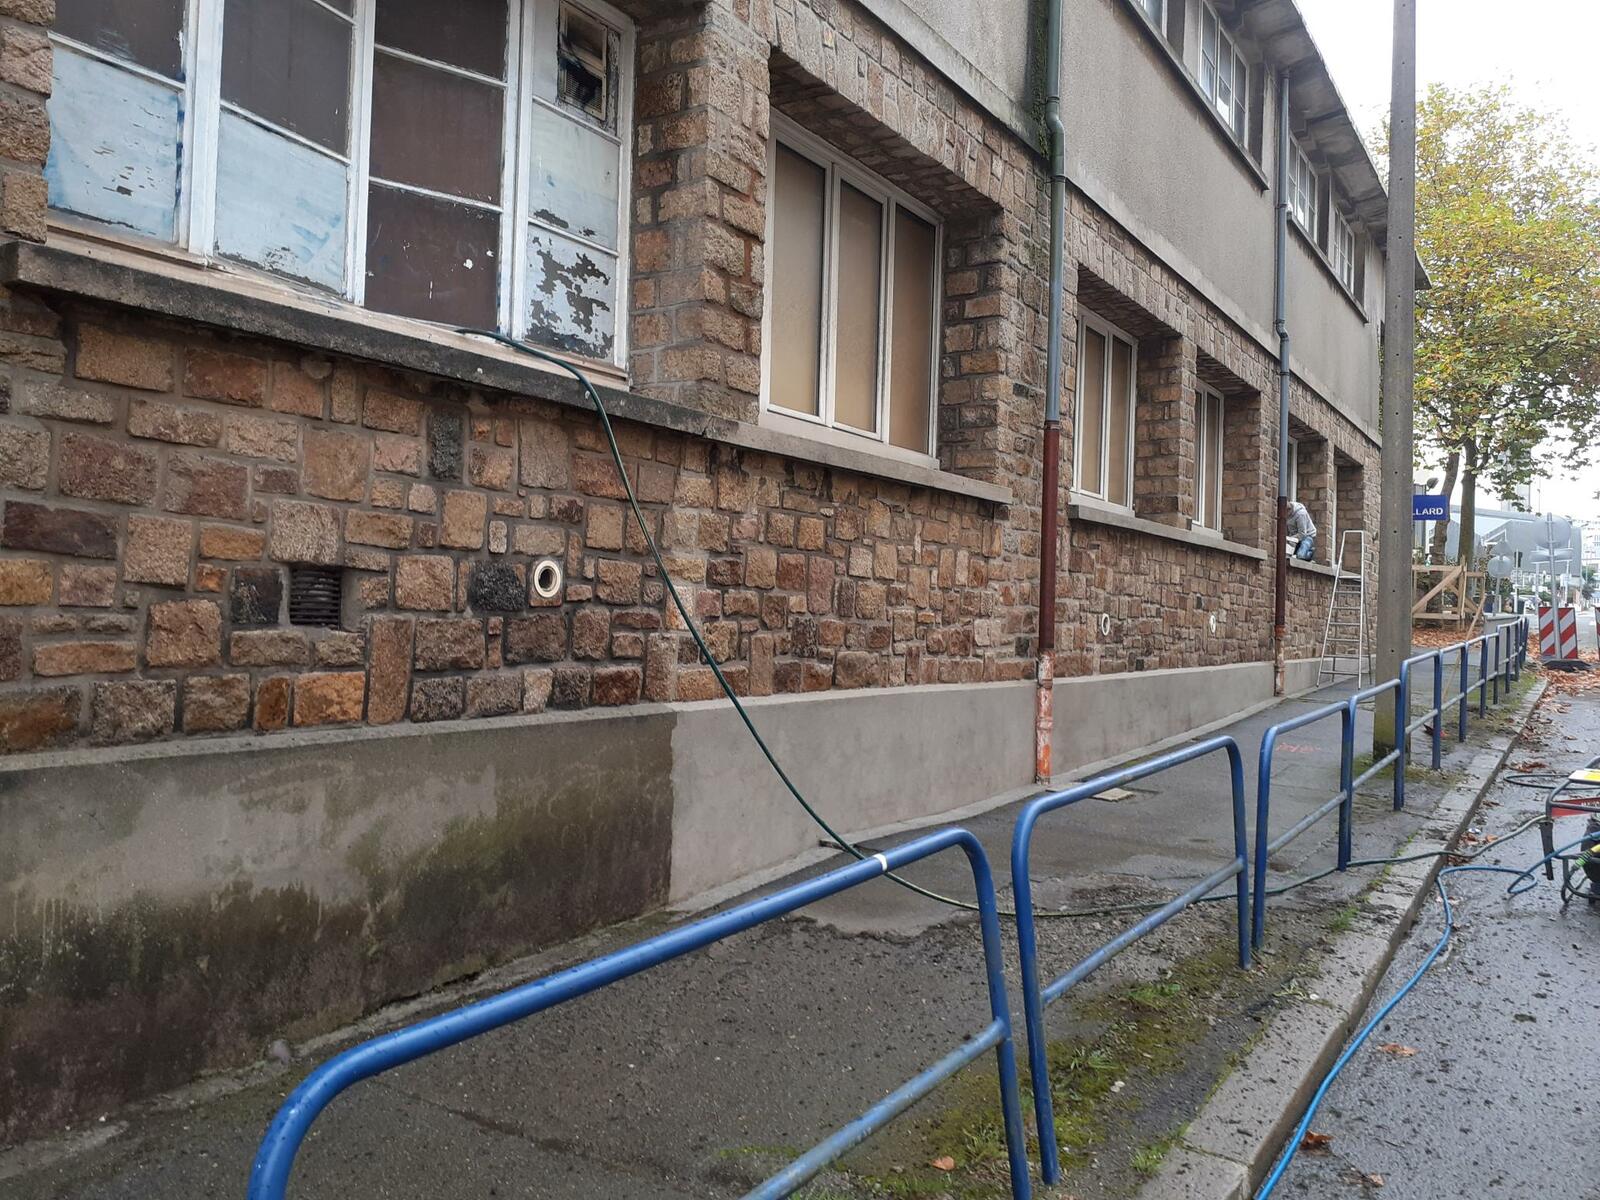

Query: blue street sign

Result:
[1412,494,1449,521]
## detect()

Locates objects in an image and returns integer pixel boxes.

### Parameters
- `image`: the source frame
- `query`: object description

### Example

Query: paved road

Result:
[1274,687,1600,1199]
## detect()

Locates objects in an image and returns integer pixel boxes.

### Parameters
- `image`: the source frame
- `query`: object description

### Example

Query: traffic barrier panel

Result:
[1010,736,1250,1186]
[248,827,1033,1200]
[1539,604,1578,661]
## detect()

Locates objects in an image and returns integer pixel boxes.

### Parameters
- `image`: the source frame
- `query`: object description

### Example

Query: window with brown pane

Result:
[1073,311,1136,509]
[44,0,631,364]
[763,118,942,459]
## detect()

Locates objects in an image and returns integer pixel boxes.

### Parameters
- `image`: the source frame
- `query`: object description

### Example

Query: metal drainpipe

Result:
[1036,0,1068,784]
[1272,72,1291,695]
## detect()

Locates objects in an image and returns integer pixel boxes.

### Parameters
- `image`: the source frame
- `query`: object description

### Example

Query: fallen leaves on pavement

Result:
[930,1156,955,1172]
[1376,1043,1418,1057]
[1301,1132,1335,1153]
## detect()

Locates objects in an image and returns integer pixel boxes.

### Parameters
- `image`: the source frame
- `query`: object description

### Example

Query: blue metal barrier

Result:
[1253,616,1531,943]
[1251,699,1353,949]
[1011,736,1249,1185]
[248,827,1032,1200]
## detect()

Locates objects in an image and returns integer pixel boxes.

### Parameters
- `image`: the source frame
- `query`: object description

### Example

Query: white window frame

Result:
[1199,1,1248,144]
[1288,138,1317,235]
[758,115,944,466]
[1330,209,1356,292]
[1137,0,1165,25]
[46,0,635,369]
[1196,385,1225,532]
[1285,434,1300,500]
[1072,309,1138,510]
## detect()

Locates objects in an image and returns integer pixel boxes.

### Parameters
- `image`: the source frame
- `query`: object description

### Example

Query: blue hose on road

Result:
[1253,834,1592,1199]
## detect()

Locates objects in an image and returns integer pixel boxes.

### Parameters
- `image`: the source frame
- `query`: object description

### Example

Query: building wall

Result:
[0,0,1387,1138]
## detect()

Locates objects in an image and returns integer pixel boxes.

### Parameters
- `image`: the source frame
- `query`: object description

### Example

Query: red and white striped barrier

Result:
[1539,604,1578,661]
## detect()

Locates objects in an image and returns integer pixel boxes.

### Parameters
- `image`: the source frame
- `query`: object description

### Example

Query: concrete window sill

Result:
[0,238,1012,508]
[1068,496,1268,561]
[1289,556,1339,578]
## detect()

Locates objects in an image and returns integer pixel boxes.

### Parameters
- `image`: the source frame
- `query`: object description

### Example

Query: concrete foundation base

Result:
[1,656,1321,1141]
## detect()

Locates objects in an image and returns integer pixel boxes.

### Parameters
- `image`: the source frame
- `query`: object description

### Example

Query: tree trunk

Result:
[1460,438,1478,610]
[1430,448,1460,563]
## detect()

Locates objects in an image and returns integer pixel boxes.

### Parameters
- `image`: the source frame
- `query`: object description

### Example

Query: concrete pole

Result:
[1373,0,1416,755]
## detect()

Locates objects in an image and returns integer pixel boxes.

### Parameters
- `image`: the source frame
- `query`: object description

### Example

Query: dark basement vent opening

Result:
[288,565,343,628]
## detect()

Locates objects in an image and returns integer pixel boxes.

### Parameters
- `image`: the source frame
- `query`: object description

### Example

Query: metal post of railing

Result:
[1478,638,1489,717]
[1338,705,1356,868]
[1457,643,1469,742]
[1430,653,1443,769]
[1393,667,1408,810]
[1013,737,1248,1185]
[1491,634,1501,705]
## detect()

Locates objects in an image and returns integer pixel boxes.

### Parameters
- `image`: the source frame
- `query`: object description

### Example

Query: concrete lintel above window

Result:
[1069,494,1267,561]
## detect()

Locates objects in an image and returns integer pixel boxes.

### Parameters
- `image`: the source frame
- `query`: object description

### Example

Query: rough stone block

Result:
[0,421,47,490]
[269,500,341,565]
[146,599,222,667]
[364,389,424,436]
[57,431,159,505]
[365,615,413,724]
[345,510,413,550]
[0,685,80,752]
[0,556,50,604]
[292,671,365,725]
[522,667,554,712]
[229,565,283,627]
[440,490,487,549]
[572,607,611,659]
[593,664,642,706]
[166,452,249,520]
[468,445,514,491]
[224,414,298,462]
[182,674,251,733]
[2,501,117,558]
[465,672,522,717]
[596,558,642,604]
[409,676,464,722]
[14,378,115,423]
[230,628,312,667]
[124,515,192,586]
[199,524,266,560]
[76,326,173,392]
[33,640,136,676]
[395,555,454,610]
[375,434,424,477]
[550,665,590,708]
[467,561,525,612]
[184,347,266,405]
[504,612,567,663]
[90,679,176,744]
[128,398,223,446]
[59,564,115,608]
[413,617,485,671]
[304,429,371,501]
[518,417,568,488]
[254,675,291,731]
[427,410,463,480]
[268,361,327,417]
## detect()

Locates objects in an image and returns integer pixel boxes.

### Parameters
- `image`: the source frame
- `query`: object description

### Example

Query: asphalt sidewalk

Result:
[0,666,1537,1200]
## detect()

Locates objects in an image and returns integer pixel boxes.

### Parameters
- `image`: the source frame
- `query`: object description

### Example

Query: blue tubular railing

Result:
[1251,700,1353,949]
[1253,615,1532,943]
[1011,736,1249,1186]
[248,827,1032,1200]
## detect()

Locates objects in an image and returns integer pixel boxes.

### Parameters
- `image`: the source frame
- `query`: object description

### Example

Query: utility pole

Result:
[1373,0,1416,755]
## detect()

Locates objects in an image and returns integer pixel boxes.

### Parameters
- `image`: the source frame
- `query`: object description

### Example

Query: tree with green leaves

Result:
[1405,85,1600,572]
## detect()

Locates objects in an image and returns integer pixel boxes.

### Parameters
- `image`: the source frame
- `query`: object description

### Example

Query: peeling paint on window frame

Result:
[44,0,635,370]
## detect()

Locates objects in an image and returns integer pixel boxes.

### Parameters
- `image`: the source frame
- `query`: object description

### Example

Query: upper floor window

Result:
[1331,210,1356,292]
[1288,139,1317,235]
[1136,0,1165,24]
[1196,386,1225,531]
[762,118,942,458]
[45,0,632,365]
[1200,2,1248,143]
[1074,311,1136,509]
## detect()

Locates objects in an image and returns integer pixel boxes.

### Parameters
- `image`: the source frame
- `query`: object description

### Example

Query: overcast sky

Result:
[1296,0,1600,524]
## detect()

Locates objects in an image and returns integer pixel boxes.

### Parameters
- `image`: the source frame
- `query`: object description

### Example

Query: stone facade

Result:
[0,0,1380,757]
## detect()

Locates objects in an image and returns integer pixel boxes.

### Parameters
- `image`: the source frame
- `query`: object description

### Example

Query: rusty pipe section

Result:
[1035,0,1068,783]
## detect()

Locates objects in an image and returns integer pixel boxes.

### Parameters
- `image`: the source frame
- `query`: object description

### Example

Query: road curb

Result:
[1134,676,1548,1200]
